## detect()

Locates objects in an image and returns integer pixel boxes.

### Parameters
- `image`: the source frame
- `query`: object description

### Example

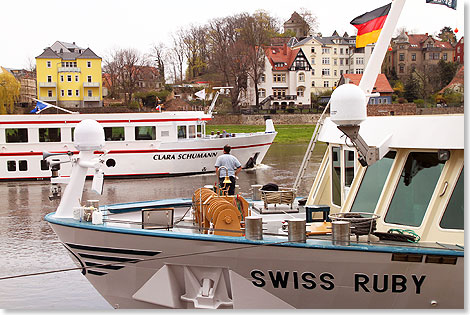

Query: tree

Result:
[171,31,186,83]
[438,59,459,88]
[437,26,456,45]
[0,67,20,114]
[298,8,319,36]
[150,42,167,84]
[404,73,420,102]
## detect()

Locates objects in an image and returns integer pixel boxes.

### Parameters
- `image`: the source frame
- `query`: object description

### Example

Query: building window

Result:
[260,74,265,83]
[340,48,344,54]
[322,48,330,54]
[87,61,92,68]
[87,90,92,97]
[60,75,64,82]
[67,90,72,97]
[47,75,52,83]
[5,128,28,143]
[333,48,337,54]
[39,128,61,142]
[311,81,315,87]
[399,65,404,73]
[411,54,416,61]
[258,88,266,98]
[67,75,72,82]
[48,90,53,97]
[324,81,329,87]
[369,98,376,105]
[87,75,92,83]
[311,58,315,65]
[311,47,315,53]
[322,57,330,65]
[322,68,330,76]
[297,86,305,97]
[298,72,305,82]
[355,69,364,74]
[333,59,337,66]
[311,69,315,75]
[75,75,79,82]
[273,74,286,82]
[340,58,344,66]
[457,46,460,53]
[75,90,79,96]
[61,90,64,97]
[345,48,349,54]
[135,126,156,140]
[443,53,447,60]
[345,58,349,65]
[356,57,364,65]
[47,61,51,68]
[104,127,125,141]
[378,98,382,104]
[334,70,337,76]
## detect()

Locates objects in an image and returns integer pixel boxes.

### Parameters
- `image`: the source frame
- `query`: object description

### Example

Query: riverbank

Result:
[206,124,317,144]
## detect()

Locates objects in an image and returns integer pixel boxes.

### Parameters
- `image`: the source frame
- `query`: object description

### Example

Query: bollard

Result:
[251,184,263,201]
[331,221,351,246]
[288,219,306,243]
[245,216,263,240]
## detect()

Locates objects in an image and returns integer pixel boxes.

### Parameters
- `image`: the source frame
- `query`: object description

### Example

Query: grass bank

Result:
[206,124,316,144]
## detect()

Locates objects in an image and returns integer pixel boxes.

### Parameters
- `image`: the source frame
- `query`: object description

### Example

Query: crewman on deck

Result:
[214,145,242,195]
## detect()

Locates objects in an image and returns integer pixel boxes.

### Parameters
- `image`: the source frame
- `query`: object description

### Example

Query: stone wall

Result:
[367,103,416,116]
[417,106,464,115]
[209,113,322,125]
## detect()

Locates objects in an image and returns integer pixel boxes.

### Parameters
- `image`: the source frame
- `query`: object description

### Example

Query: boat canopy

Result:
[318,114,463,150]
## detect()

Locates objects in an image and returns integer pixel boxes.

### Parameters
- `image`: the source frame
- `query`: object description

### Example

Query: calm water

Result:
[0,142,325,309]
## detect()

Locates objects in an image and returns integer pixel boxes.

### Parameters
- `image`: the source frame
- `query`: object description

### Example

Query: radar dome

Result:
[330,84,367,126]
[74,119,105,151]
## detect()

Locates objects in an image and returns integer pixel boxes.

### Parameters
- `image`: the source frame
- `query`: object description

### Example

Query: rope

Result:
[386,229,421,243]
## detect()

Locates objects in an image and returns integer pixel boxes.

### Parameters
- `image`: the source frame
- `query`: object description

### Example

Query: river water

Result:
[0,142,325,309]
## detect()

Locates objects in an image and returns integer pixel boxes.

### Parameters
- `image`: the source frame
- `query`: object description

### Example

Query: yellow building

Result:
[36,41,102,107]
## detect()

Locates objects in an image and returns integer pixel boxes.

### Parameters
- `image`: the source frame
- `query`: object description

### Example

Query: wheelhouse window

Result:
[6,128,28,143]
[344,150,355,187]
[135,126,156,140]
[177,126,187,139]
[351,151,396,213]
[39,128,61,142]
[331,146,342,207]
[440,167,464,230]
[384,152,445,227]
[104,127,124,141]
[188,125,196,139]
[197,125,202,138]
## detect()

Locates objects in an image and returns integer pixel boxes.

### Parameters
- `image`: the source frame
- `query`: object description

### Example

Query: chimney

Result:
[425,33,428,36]
[283,43,287,55]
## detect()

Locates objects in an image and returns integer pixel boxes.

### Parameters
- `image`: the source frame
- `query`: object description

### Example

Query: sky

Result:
[1,0,465,69]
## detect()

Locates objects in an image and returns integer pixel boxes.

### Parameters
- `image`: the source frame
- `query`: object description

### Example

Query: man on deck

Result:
[214,145,242,195]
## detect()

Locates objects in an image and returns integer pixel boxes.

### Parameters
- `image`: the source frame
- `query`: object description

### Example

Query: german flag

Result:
[351,3,391,48]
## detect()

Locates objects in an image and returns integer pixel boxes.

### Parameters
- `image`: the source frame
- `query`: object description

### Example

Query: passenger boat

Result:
[0,111,276,181]
[45,0,463,309]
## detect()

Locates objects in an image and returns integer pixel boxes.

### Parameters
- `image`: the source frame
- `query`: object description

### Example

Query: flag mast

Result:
[31,98,79,114]
[358,0,406,97]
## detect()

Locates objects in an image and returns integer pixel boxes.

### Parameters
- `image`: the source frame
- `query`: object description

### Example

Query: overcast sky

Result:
[2,0,465,69]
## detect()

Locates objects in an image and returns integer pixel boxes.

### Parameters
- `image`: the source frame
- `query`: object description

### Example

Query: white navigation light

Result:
[330,84,366,126]
[74,119,105,151]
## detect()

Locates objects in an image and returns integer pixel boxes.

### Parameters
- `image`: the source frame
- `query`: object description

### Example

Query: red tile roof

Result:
[342,73,393,93]
[439,65,464,93]
[407,33,454,50]
[264,45,300,70]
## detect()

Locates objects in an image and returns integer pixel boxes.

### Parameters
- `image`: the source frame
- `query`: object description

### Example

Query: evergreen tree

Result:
[404,74,420,102]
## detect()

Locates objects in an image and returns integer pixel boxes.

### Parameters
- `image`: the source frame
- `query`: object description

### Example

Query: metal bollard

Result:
[288,219,306,243]
[251,184,263,201]
[245,216,263,240]
[331,221,351,246]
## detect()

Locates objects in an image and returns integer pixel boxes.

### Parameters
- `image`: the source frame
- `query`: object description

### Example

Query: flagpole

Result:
[358,0,406,96]
[32,98,79,114]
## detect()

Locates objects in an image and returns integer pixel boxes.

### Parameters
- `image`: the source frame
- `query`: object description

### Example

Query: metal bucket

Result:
[331,220,351,246]
[245,216,263,240]
[251,184,263,201]
[288,219,306,243]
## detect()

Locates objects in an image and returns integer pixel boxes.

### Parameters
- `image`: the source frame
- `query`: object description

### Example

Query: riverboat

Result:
[0,111,276,181]
[45,0,463,309]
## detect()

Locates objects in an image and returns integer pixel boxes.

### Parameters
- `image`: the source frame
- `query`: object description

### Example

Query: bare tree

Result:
[171,31,186,83]
[298,8,319,36]
[150,42,168,84]
[180,25,209,80]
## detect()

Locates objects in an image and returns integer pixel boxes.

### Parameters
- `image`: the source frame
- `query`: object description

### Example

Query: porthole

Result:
[106,159,116,167]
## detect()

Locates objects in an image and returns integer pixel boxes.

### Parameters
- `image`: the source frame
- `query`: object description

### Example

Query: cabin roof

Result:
[319,115,464,150]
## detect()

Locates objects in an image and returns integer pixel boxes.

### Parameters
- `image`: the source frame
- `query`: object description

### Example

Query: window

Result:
[345,48,349,54]
[177,126,187,139]
[40,160,49,171]
[273,74,286,82]
[67,90,72,97]
[18,160,27,172]
[322,48,330,54]
[340,70,343,75]
[369,98,376,105]
[60,75,64,82]
[48,90,53,97]
[7,161,16,172]
[47,75,52,83]
[322,68,330,76]
[87,61,92,68]
[66,75,71,82]
[411,54,416,61]
[322,57,330,65]
[197,125,202,138]
[188,125,196,138]
[47,61,51,68]
[324,81,329,87]
[87,75,92,83]
[104,127,124,141]
[311,58,315,65]
[443,53,447,61]
[340,48,344,54]
[61,90,64,97]
[311,69,315,76]
[75,90,79,96]
[399,53,405,61]
[297,86,305,97]
[334,70,337,76]
[260,74,265,83]
[340,58,344,66]
[351,151,396,213]
[75,75,79,82]
[355,69,364,74]
[331,146,341,206]
[345,58,349,65]
[457,46,460,53]
[333,48,337,54]
[5,128,28,143]
[39,128,61,142]
[87,90,92,97]
[344,150,355,189]
[258,88,266,98]
[311,81,315,87]
[333,59,337,66]
[440,167,464,230]
[356,57,364,65]
[311,47,315,53]
[135,126,156,140]
[298,72,305,82]
[384,152,445,227]
[399,64,404,73]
